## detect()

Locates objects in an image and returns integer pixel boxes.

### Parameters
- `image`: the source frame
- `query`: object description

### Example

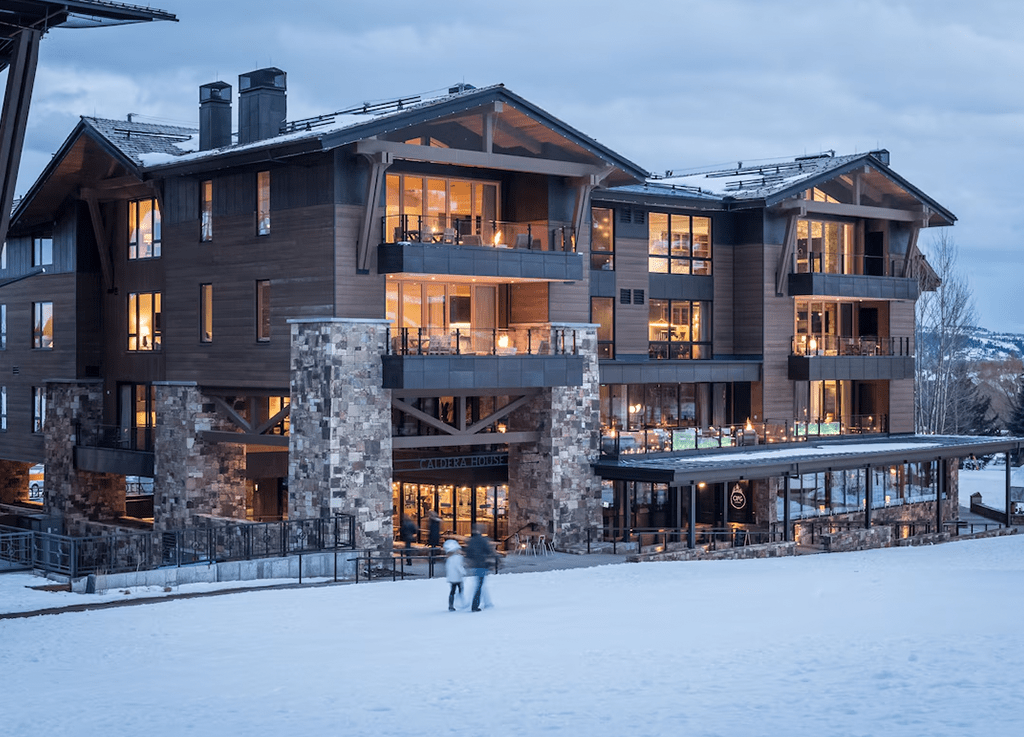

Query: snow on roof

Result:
[649,152,867,201]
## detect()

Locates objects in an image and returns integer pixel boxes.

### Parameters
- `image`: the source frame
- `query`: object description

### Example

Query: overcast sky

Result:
[13,0,1024,331]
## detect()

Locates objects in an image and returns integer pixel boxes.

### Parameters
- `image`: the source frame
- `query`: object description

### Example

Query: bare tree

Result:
[915,233,979,434]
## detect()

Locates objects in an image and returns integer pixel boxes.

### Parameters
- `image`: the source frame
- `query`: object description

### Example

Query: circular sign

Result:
[729,485,746,510]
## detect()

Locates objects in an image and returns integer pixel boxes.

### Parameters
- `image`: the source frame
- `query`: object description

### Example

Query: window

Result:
[120,384,156,451]
[385,173,500,245]
[1,241,6,269]
[648,214,711,275]
[200,284,213,342]
[591,297,614,359]
[1,386,6,431]
[32,386,45,433]
[795,219,857,275]
[257,171,270,235]
[128,292,161,351]
[256,280,270,342]
[200,180,213,242]
[32,236,52,267]
[591,207,614,270]
[128,198,161,259]
[1,304,6,349]
[649,299,711,360]
[32,302,53,349]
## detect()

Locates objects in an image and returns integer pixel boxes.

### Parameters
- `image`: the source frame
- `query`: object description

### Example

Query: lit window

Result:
[591,297,614,359]
[128,198,161,259]
[32,386,46,434]
[200,180,213,242]
[256,280,270,342]
[128,292,161,351]
[257,171,270,236]
[32,302,53,349]
[591,208,614,270]
[648,299,711,360]
[200,284,213,342]
[1,303,6,349]
[1,386,6,431]
[648,214,711,275]
[32,236,52,267]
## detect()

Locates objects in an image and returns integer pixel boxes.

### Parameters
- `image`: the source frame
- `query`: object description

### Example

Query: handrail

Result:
[383,214,576,252]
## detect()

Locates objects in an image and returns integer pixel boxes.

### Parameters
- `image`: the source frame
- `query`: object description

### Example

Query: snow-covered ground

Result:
[3,532,1023,737]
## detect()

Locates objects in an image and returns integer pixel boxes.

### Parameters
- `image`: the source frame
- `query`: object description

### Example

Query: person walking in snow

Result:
[443,539,466,611]
[428,510,441,549]
[465,525,496,612]
[399,515,417,565]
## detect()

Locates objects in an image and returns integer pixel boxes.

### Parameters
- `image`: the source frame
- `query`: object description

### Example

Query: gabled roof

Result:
[82,117,197,167]
[643,151,956,225]
[104,83,649,185]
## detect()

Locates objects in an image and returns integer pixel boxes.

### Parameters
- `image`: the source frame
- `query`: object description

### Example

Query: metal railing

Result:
[794,253,901,277]
[387,326,580,357]
[384,214,576,252]
[0,516,356,578]
[76,423,153,452]
[791,335,912,357]
[600,525,781,554]
[599,415,889,457]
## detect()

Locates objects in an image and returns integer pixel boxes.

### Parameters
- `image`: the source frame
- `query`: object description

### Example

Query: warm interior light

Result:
[497,422,507,434]
[493,231,503,246]
[808,337,817,352]
[745,418,753,432]
[498,334,510,349]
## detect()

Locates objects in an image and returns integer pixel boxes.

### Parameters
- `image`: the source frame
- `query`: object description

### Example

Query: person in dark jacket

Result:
[399,515,417,564]
[464,525,496,611]
[427,510,441,549]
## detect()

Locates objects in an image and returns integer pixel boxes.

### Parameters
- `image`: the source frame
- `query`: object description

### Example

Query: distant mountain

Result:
[964,327,1024,362]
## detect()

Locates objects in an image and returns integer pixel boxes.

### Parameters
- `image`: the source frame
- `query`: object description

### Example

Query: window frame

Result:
[257,171,270,236]
[648,213,712,276]
[32,301,53,349]
[32,236,52,267]
[1,303,6,349]
[200,283,213,343]
[128,198,161,260]
[648,298,712,360]
[590,207,614,271]
[200,179,213,242]
[256,280,271,342]
[127,291,162,352]
[1,386,6,432]
[32,386,45,434]
[591,296,614,359]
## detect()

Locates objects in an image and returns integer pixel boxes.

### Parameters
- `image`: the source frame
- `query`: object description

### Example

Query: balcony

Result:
[74,424,154,477]
[788,335,914,381]
[789,256,918,299]
[599,414,889,458]
[378,215,583,281]
[382,325,585,390]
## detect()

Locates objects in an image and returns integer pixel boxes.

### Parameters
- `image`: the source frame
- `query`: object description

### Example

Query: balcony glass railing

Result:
[599,414,888,458]
[383,215,575,252]
[794,254,910,278]
[76,423,153,452]
[791,335,912,357]
[387,326,581,357]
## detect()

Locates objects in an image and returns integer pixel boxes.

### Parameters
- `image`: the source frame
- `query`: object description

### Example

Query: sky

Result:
[10,0,1024,331]
[3,530,1023,736]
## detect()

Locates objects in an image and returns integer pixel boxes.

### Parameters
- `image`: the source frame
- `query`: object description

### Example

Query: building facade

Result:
[0,70,1015,552]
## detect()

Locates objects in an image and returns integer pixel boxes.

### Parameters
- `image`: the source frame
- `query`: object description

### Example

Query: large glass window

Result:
[649,299,711,359]
[591,207,614,270]
[591,297,614,359]
[385,173,499,245]
[257,171,271,236]
[649,214,711,275]
[256,280,271,342]
[128,199,160,259]
[32,386,45,433]
[33,302,53,349]
[32,236,52,267]
[128,292,161,351]
[795,219,855,275]
[387,281,499,354]
[200,284,213,342]
[200,180,213,242]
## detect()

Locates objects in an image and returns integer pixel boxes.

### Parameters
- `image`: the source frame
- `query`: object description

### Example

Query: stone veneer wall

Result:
[0,460,30,504]
[288,318,393,551]
[44,380,124,534]
[507,324,602,550]
[153,382,246,532]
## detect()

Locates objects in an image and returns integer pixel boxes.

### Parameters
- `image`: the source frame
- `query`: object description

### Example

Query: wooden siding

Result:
[889,379,913,432]
[549,220,591,323]
[510,283,548,323]
[713,239,734,356]
[761,241,793,422]
[732,241,764,355]
[612,235,650,357]
[890,300,915,350]
[335,203,385,319]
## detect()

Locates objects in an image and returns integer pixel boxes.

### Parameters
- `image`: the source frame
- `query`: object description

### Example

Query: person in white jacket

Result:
[444,539,466,611]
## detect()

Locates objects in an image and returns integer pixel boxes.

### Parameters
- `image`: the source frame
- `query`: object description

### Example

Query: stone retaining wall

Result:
[627,541,797,563]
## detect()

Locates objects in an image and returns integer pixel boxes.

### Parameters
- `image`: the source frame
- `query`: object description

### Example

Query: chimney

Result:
[869,149,890,166]
[199,81,232,150]
[238,67,286,145]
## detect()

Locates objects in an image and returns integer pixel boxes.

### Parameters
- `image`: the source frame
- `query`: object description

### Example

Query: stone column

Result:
[288,318,393,551]
[0,460,30,505]
[44,380,123,533]
[153,382,246,532]
[507,323,602,550]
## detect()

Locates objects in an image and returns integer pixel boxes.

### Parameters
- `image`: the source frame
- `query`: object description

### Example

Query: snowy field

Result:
[3,532,1023,737]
